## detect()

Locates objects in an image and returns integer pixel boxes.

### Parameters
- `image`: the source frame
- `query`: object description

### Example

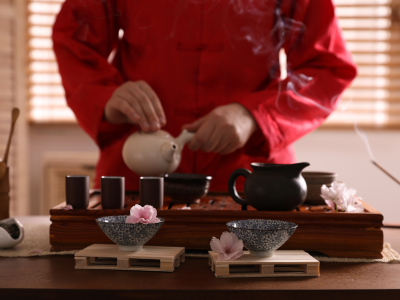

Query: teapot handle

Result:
[228,168,251,206]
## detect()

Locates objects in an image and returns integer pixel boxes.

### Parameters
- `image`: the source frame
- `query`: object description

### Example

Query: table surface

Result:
[1,217,399,300]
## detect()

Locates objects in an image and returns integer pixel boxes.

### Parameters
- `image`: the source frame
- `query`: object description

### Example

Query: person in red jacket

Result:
[52,0,357,191]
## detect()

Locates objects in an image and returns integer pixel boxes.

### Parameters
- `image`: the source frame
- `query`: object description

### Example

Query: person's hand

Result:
[182,103,258,155]
[104,80,166,132]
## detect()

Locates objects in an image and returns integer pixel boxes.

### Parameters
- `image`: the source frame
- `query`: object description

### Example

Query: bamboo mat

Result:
[0,223,399,263]
[185,244,400,263]
[312,243,400,263]
[0,223,77,257]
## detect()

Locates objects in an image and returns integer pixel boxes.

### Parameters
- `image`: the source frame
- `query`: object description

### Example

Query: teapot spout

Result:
[293,162,310,174]
[160,142,177,163]
[175,129,195,149]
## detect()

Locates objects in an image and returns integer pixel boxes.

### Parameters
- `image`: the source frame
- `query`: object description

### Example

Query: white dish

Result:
[0,217,24,248]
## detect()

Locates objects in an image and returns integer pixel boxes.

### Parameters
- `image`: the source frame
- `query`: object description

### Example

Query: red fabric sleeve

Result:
[52,0,132,149]
[238,0,357,159]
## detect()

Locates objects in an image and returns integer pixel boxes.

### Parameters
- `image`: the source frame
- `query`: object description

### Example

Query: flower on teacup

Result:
[126,204,160,224]
[63,204,73,210]
[320,181,364,213]
[210,231,243,261]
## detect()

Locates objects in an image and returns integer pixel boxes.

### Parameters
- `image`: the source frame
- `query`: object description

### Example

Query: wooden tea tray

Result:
[208,250,320,278]
[75,244,185,272]
[50,191,384,258]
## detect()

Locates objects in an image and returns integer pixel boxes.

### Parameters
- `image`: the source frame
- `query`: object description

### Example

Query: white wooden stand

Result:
[75,244,185,272]
[209,250,320,278]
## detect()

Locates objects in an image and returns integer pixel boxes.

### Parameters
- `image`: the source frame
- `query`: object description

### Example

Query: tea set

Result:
[0,128,329,258]
[122,128,313,211]
[89,129,319,256]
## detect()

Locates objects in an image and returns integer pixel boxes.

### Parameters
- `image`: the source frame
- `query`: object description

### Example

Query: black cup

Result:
[101,176,125,209]
[65,175,89,209]
[140,177,163,209]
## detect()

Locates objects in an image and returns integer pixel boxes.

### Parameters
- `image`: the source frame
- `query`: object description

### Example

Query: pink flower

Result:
[210,231,243,261]
[320,181,346,209]
[63,205,73,210]
[342,189,364,213]
[126,204,160,224]
[177,207,191,210]
[321,181,364,213]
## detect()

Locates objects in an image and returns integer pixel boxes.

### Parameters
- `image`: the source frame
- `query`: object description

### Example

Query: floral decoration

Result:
[126,204,161,224]
[177,206,191,210]
[320,181,364,213]
[210,231,244,261]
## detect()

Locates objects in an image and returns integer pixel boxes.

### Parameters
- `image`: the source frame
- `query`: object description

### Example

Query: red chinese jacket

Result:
[52,0,357,191]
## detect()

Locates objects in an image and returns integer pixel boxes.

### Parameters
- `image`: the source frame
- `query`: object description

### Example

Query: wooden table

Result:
[0,217,399,300]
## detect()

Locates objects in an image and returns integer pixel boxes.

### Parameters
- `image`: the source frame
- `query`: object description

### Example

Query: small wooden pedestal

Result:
[209,250,320,278]
[75,244,185,272]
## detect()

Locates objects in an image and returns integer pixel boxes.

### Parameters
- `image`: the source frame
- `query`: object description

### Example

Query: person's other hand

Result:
[182,103,258,155]
[104,81,166,132]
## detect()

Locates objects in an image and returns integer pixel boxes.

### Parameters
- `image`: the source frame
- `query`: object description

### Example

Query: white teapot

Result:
[122,129,195,176]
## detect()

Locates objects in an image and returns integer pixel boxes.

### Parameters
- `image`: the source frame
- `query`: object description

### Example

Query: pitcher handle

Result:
[228,168,250,206]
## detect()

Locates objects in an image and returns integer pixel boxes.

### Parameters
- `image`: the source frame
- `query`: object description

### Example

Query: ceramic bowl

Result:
[96,215,164,251]
[302,172,338,205]
[0,218,24,248]
[164,173,212,203]
[227,219,298,257]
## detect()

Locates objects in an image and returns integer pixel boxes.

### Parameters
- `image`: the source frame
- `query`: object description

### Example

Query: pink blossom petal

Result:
[144,216,160,224]
[148,217,161,223]
[220,249,244,261]
[146,205,160,222]
[210,237,225,253]
[220,231,234,249]
[138,217,151,224]
[347,203,364,213]
[229,237,243,253]
[230,249,244,261]
[126,215,137,223]
[324,199,334,209]
[63,205,73,210]
[143,205,155,219]
[223,249,243,261]
[217,253,226,261]
[130,205,143,218]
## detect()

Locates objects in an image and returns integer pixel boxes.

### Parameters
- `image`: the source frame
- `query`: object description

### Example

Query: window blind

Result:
[0,0,18,216]
[326,0,400,127]
[0,0,15,152]
[27,0,400,127]
[27,0,75,123]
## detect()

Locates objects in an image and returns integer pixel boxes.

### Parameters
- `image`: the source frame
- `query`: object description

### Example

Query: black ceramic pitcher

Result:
[228,162,310,211]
